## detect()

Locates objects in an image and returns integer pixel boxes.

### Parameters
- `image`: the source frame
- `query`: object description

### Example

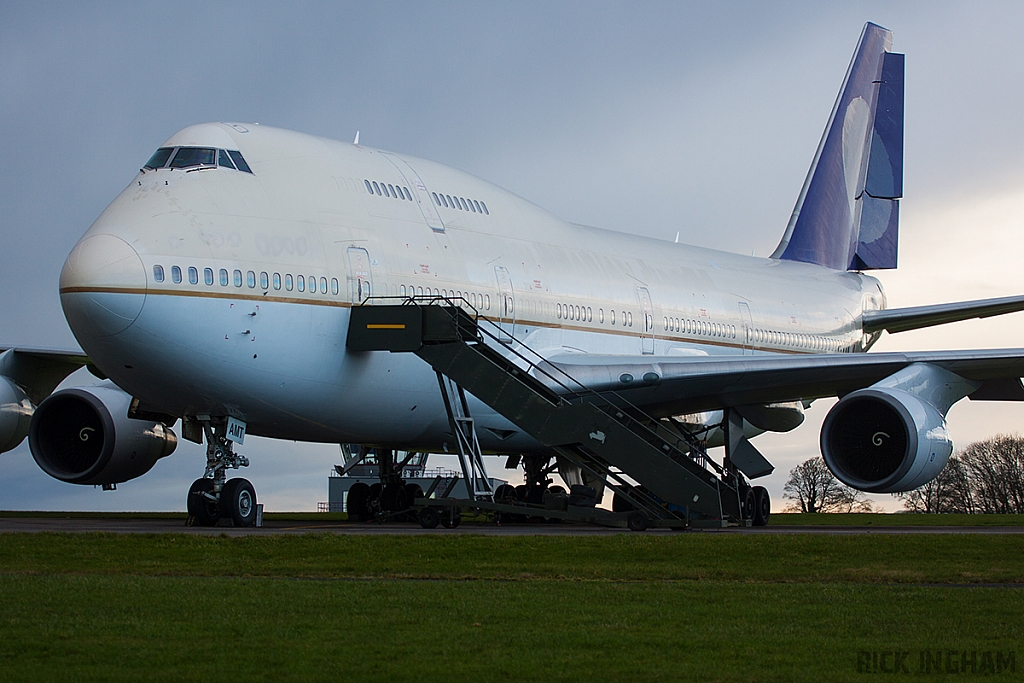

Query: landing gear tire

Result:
[494,483,517,505]
[221,478,257,527]
[627,510,649,532]
[418,507,440,529]
[187,478,220,526]
[742,487,757,523]
[404,483,424,505]
[752,486,771,527]
[403,484,424,522]
[347,482,371,522]
[380,484,409,513]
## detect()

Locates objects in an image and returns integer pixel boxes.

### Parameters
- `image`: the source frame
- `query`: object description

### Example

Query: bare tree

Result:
[783,457,873,513]
[900,456,974,514]
[960,434,1024,514]
[901,434,1024,514]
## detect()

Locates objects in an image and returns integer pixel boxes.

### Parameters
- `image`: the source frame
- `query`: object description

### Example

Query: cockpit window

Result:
[142,146,253,174]
[218,149,236,169]
[144,148,173,169]
[170,147,217,168]
[227,150,252,174]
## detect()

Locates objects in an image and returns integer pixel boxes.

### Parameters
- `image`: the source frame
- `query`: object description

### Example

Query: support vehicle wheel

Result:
[346,482,370,522]
[443,510,462,528]
[187,478,220,526]
[626,510,649,532]
[752,486,771,527]
[418,507,440,529]
[221,478,257,527]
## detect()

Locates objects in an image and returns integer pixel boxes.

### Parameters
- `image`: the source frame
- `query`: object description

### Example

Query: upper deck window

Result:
[170,147,216,168]
[144,148,173,169]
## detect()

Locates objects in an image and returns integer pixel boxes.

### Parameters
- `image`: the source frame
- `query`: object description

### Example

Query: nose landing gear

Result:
[186,418,257,527]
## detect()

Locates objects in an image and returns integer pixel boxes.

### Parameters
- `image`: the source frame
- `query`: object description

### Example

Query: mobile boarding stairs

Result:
[348,298,761,530]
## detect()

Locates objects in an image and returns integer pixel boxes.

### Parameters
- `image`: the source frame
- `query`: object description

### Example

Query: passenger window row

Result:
[664,316,736,340]
[152,264,340,296]
[399,284,491,311]
[558,303,632,327]
[431,192,489,215]
[749,328,840,352]
[365,179,413,201]
[144,147,253,173]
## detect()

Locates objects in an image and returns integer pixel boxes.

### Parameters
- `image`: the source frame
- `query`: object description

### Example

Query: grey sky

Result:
[2,1,1024,512]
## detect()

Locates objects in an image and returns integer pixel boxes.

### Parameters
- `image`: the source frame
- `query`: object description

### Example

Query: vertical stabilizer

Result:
[771,23,904,271]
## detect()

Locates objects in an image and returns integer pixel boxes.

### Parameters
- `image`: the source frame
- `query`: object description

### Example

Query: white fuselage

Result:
[59,123,885,453]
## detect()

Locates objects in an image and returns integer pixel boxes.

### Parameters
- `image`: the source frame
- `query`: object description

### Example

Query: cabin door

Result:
[738,302,754,354]
[637,286,655,354]
[494,266,516,342]
[381,153,446,233]
[347,247,373,303]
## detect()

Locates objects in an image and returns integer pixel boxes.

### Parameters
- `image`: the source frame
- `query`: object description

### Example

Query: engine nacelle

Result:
[28,383,177,486]
[0,376,34,454]
[821,387,953,493]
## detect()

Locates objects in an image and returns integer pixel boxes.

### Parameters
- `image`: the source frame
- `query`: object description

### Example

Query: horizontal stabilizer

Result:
[862,294,1024,334]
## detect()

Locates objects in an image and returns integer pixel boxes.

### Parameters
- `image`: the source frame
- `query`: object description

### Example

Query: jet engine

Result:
[0,376,34,453]
[819,364,978,493]
[28,382,177,486]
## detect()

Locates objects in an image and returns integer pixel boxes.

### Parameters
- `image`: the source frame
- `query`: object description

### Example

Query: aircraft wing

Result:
[0,346,92,404]
[863,295,1024,334]
[542,348,1024,418]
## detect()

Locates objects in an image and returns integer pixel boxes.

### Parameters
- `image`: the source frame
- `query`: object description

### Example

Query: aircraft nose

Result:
[60,234,147,338]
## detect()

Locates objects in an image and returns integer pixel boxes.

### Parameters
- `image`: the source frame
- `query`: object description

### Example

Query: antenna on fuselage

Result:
[674,231,679,243]
[353,131,360,145]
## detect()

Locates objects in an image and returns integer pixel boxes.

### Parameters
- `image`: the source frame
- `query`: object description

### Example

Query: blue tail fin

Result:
[771,23,904,271]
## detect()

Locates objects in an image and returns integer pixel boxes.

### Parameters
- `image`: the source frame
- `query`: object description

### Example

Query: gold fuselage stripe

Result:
[60,285,811,354]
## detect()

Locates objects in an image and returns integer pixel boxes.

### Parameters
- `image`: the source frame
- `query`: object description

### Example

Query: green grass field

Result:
[4,510,1024,525]
[1,532,1022,682]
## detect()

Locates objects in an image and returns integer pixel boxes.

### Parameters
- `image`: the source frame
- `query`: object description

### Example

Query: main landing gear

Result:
[186,418,258,527]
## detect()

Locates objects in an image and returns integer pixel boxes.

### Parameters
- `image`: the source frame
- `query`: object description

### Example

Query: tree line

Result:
[782,434,1024,514]
[900,434,1024,514]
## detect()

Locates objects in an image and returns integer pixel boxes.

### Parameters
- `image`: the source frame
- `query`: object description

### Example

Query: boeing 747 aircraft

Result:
[4,23,1024,527]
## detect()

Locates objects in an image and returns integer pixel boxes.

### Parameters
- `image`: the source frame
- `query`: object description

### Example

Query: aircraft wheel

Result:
[626,510,649,532]
[380,484,408,512]
[418,507,440,529]
[752,486,771,527]
[494,483,517,505]
[222,478,257,527]
[187,478,220,526]
[346,482,370,522]
[742,487,756,522]
[404,483,424,507]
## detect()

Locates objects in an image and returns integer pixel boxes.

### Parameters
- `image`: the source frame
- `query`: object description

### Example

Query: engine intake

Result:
[29,383,176,486]
[821,387,951,493]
